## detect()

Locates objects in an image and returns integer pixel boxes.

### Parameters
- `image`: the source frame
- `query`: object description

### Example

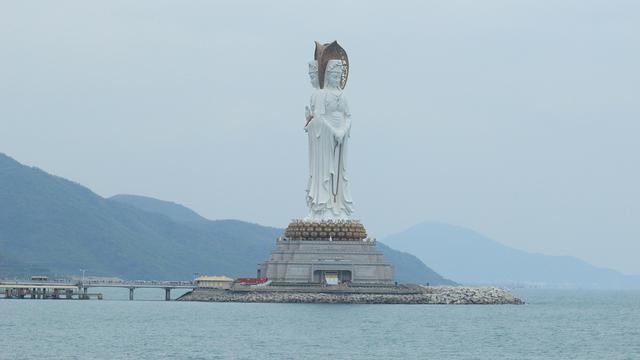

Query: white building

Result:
[194,275,234,289]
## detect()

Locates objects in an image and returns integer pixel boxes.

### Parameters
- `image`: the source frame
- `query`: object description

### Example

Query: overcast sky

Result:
[1,1,639,274]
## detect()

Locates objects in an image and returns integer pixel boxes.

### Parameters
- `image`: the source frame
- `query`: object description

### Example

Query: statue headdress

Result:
[314,40,349,89]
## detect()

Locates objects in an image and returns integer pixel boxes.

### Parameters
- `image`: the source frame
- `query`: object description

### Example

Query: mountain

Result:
[383,222,640,288]
[0,153,278,279]
[109,194,455,285]
[0,153,452,284]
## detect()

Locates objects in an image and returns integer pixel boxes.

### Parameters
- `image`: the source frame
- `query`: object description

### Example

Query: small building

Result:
[194,275,234,289]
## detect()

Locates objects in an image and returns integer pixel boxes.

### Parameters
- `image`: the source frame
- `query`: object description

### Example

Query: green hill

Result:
[110,194,454,285]
[0,153,453,284]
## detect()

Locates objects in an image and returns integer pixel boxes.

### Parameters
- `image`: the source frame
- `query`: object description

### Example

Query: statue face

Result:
[308,70,319,88]
[308,61,319,89]
[325,60,343,88]
[326,69,341,88]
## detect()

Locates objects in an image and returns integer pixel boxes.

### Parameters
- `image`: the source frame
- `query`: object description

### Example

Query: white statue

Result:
[305,42,353,220]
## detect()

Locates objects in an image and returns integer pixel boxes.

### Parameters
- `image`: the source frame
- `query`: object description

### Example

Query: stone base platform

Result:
[259,238,394,285]
[177,285,524,304]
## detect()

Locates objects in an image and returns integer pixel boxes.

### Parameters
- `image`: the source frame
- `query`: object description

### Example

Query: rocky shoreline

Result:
[177,285,524,305]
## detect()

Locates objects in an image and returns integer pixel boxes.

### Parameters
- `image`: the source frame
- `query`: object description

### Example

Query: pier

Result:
[0,279,196,301]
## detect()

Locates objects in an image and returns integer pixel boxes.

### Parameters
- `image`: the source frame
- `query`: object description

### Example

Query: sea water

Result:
[1,289,639,359]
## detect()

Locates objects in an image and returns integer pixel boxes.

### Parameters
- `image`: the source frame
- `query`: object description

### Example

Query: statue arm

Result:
[344,97,352,135]
[344,96,351,118]
[304,93,319,131]
[304,106,312,132]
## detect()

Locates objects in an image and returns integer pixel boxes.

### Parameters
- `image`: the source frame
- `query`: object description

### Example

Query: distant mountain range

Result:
[0,153,452,285]
[384,222,640,288]
[3,152,637,288]
[110,194,453,285]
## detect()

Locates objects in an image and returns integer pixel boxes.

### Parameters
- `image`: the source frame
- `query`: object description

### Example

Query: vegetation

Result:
[0,153,453,284]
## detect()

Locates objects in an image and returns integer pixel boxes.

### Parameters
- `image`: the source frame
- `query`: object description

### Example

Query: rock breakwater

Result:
[178,285,523,304]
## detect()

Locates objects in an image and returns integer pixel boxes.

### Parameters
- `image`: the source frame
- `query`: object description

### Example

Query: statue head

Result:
[314,40,349,89]
[325,60,343,89]
[308,61,319,89]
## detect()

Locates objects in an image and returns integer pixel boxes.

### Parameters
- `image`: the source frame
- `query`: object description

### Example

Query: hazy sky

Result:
[1,1,639,274]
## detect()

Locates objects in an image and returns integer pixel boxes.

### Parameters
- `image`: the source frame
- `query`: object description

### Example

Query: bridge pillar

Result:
[165,288,171,301]
[83,287,88,300]
[129,287,134,301]
[32,288,36,299]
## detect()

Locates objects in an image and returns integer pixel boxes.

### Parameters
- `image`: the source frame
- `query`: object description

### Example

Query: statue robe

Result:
[305,89,353,220]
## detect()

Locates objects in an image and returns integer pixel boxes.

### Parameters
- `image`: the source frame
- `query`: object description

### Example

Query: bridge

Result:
[81,279,196,300]
[0,279,196,301]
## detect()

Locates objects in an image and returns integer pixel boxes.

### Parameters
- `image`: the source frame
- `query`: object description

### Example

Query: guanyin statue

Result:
[304,41,353,221]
